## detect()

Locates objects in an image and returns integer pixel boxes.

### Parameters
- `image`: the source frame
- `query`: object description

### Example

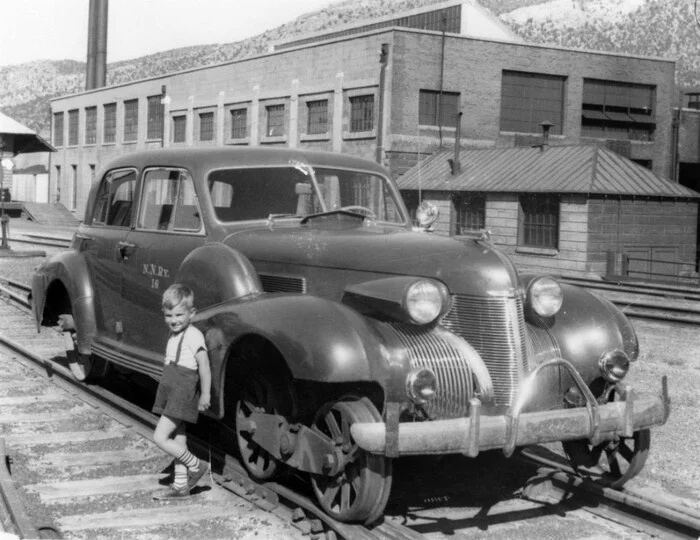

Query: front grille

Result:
[381,323,474,418]
[259,273,306,293]
[441,294,529,406]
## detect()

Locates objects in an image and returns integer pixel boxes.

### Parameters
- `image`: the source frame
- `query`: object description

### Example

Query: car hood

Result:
[223,219,519,296]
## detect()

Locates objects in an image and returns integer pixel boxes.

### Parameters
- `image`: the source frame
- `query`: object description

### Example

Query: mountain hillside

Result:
[2,0,700,139]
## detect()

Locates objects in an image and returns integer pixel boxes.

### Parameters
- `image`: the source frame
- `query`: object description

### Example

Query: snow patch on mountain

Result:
[501,0,645,28]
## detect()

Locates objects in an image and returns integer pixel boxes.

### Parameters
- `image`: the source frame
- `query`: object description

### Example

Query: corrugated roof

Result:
[397,145,700,199]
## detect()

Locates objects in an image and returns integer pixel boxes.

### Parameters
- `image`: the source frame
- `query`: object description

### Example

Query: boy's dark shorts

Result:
[152,363,200,423]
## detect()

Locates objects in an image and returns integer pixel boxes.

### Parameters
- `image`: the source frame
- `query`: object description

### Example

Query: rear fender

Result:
[32,251,97,355]
[195,294,411,419]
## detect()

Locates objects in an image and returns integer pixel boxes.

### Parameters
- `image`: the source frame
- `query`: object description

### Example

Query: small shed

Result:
[397,145,700,280]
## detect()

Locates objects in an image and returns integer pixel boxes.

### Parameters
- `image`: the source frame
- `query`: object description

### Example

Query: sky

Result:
[0,0,342,67]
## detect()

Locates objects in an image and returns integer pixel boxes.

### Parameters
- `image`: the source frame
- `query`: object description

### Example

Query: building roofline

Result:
[51,24,674,104]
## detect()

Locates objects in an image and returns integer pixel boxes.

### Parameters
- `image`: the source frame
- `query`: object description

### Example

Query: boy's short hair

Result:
[162,283,195,310]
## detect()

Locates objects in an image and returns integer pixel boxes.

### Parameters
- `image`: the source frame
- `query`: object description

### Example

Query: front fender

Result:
[32,251,97,355]
[526,279,638,383]
[195,294,410,419]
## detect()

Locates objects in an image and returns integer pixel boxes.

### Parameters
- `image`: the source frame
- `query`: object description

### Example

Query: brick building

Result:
[45,0,699,276]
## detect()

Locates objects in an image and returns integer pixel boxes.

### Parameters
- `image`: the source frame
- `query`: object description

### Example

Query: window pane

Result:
[53,112,64,147]
[124,99,139,142]
[230,108,247,139]
[266,104,285,136]
[139,169,201,231]
[173,115,186,143]
[147,95,164,139]
[419,90,460,127]
[93,169,136,227]
[454,193,485,234]
[199,112,214,141]
[307,100,328,134]
[500,71,565,134]
[68,109,79,146]
[520,195,559,248]
[350,95,374,132]
[84,107,97,145]
[103,103,116,143]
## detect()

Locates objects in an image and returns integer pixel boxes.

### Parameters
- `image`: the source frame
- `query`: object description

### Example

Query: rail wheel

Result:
[235,370,288,480]
[310,397,392,525]
[563,429,650,489]
[58,314,106,382]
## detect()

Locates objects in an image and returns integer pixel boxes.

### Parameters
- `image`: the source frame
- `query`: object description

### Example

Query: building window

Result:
[581,79,655,141]
[500,71,565,135]
[199,112,214,141]
[307,100,328,134]
[454,193,485,235]
[519,194,559,249]
[123,99,139,142]
[53,112,64,147]
[350,95,374,132]
[68,109,79,146]
[103,103,116,143]
[266,104,285,137]
[230,108,247,139]
[147,95,164,140]
[173,115,186,143]
[85,107,97,145]
[419,90,460,127]
[71,164,78,211]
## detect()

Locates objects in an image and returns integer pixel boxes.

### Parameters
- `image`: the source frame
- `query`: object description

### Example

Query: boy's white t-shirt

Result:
[164,326,207,371]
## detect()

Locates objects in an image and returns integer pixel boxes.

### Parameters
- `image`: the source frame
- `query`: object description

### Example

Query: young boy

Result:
[152,283,211,499]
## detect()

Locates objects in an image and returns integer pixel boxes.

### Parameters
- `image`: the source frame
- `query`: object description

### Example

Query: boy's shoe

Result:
[153,484,190,500]
[187,461,210,490]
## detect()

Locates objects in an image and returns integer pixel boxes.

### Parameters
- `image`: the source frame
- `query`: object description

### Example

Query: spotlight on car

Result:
[406,367,438,403]
[599,349,630,382]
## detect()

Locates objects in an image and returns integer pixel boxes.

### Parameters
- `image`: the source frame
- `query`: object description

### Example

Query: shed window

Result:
[581,79,655,141]
[85,107,97,145]
[230,108,247,139]
[199,111,214,141]
[454,193,485,234]
[266,104,285,137]
[419,90,460,127]
[500,71,565,135]
[103,103,116,143]
[68,109,79,146]
[350,95,374,132]
[519,194,559,249]
[147,95,164,140]
[123,99,139,142]
[53,112,64,147]
[172,115,186,143]
[307,100,328,134]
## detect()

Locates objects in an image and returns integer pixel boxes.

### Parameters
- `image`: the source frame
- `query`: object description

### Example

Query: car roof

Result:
[101,147,388,176]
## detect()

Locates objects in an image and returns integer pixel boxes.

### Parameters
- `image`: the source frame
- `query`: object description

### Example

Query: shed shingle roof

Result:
[397,145,700,199]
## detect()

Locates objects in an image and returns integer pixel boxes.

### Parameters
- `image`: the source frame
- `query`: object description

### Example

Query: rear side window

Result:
[138,168,202,232]
[92,169,137,227]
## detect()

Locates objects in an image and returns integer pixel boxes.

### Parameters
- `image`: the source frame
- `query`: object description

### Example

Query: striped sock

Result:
[177,449,201,472]
[173,461,188,490]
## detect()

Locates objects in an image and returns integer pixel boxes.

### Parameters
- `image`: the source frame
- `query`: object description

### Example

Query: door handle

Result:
[117,241,136,260]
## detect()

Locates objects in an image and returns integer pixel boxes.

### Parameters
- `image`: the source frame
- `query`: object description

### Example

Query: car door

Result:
[77,167,137,342]
[119,166,206,367]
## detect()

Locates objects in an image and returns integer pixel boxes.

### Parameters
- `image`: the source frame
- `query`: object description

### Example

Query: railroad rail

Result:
[1,276,699,538]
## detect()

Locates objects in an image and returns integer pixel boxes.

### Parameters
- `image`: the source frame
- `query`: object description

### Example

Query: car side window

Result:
[138,168,202,232]
[92,169,136,227]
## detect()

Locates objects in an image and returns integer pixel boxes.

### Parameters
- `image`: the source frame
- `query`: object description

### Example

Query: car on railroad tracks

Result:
[32,147,670,524]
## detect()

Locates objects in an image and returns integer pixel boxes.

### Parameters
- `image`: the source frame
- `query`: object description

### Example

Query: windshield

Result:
[207,165,406,224]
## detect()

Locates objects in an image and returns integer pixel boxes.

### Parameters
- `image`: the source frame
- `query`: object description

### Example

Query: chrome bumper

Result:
[351,359,670,457]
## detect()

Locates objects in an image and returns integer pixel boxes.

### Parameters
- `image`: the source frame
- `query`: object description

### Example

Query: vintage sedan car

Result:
[32,147,669,524]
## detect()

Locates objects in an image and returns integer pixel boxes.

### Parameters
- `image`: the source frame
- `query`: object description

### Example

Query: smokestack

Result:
[86,0,109,90]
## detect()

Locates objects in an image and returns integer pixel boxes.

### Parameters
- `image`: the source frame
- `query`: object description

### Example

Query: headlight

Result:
[406,367,437,403]
[404,280,443,324]
[527,276,563,317]
[599,349,630,382]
